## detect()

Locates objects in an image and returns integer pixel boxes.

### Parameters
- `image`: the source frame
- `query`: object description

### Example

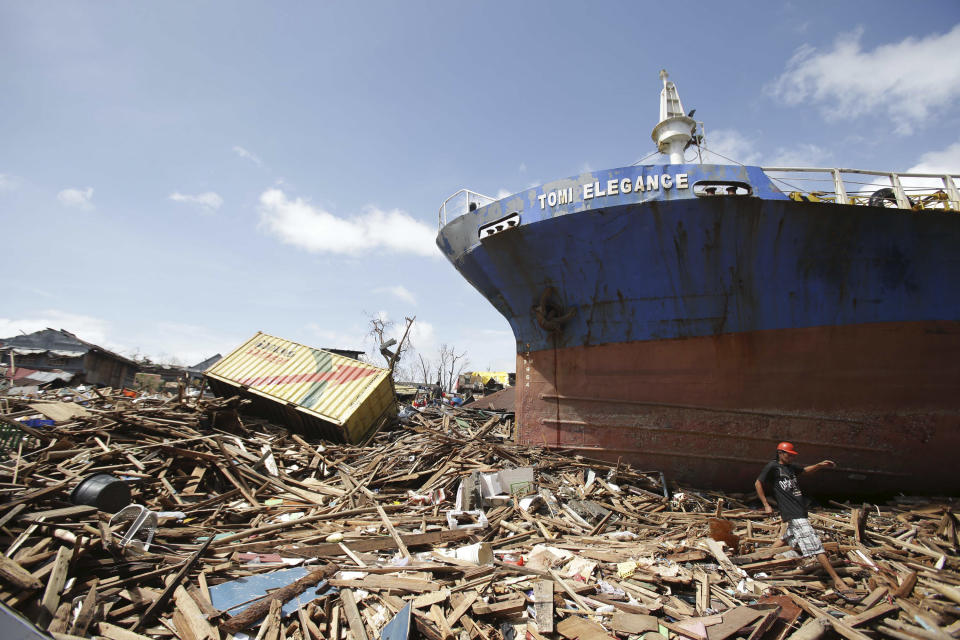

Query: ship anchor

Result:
[534,286,576,333]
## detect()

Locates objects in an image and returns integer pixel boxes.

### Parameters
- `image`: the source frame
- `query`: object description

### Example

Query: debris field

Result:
[1,391,959,640]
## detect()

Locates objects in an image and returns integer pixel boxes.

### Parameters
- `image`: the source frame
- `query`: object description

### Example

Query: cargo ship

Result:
[436,71,960,495]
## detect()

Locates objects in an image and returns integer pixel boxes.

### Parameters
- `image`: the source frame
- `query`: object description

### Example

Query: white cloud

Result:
[258,189,439,258]
[701,129,830,167]
[373,285,417,305]
[495,189,513,199]
[908,140,960,174]
[169,191,224,212]
[518,162,527,173]
[135,321,235,366]
[702,129,763,165]
[768,25,960,134]
[396,319,436,356]
[57,187,94,210]
[888,140,960,197]
[305,324,368,350]
[232,145,264,167]
[766,143,831,168]
[0,174,22,191]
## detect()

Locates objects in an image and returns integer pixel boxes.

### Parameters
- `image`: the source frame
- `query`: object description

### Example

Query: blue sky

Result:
[3,2,959,377]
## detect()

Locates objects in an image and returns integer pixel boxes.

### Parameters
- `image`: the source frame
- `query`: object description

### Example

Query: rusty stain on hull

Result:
[517,321,960,495]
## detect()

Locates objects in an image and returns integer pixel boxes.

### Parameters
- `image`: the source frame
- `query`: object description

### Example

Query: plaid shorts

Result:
[783,518,825,557]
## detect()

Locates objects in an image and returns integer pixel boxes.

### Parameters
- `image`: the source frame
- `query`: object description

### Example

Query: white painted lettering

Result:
[547,191,557,207]
[662,174,673,189]
[635,176,645,192]
[620,178,632,194]
[538,193,546,209]
[583,183,594,200]
[607,179,618,196]
[646,175,659,191]
[594,181,606,197]
[558,188,569,205]
[676,173,689,189]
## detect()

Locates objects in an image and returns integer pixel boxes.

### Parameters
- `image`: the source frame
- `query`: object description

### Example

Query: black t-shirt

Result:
[758,461,807,521]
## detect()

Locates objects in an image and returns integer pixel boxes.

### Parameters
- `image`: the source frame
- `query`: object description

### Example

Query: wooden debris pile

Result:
[0,394,958,640]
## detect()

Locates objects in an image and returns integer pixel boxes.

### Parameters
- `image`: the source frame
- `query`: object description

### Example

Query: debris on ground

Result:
[0,389,958,640]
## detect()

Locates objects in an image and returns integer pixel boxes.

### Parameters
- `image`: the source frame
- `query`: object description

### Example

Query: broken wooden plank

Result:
[445,590,480,630]
[172,585,217,640]
[68,578,99,637]
[339,588,371,640]
[610,612,659,635]
[219,562,338,634]
[557,616,615,640]
[533,580,554,633]
[788,593,874,640]
[133,536,214,632]
[40,546,74,620]
[842,603,899,628]
[0,553,43,590]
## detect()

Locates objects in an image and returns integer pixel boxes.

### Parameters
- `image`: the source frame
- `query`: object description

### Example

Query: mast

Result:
[651,70,696,165]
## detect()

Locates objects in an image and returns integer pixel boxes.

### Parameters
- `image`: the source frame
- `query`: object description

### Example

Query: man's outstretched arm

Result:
[803,460,836,474]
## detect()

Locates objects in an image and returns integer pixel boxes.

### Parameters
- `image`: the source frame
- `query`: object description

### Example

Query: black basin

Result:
[70,473,131,513]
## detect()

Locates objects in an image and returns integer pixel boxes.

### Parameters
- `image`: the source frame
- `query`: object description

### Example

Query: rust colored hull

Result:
[516,321,960,495]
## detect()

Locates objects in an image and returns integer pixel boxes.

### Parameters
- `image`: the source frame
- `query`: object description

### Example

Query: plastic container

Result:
[70,473,131,513]
[454,542,493,564]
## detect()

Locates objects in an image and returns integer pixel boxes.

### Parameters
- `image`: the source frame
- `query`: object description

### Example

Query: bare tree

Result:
[417,353,432,385]
[437,343,469,392]
[368,314,416,376]
[368,314,392,361]
[436,348,449,390]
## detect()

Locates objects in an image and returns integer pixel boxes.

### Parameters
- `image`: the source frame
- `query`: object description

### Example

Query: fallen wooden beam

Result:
[219,562,339,634]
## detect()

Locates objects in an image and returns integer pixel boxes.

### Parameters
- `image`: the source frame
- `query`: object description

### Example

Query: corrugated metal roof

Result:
[8,348,86,357]
[4,367,76,383]
[23,371,75,383]
[205,332,392,428]
[0,328,139,366]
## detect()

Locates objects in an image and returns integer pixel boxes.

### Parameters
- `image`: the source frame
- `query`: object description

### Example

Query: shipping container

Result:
[204,332,395,444]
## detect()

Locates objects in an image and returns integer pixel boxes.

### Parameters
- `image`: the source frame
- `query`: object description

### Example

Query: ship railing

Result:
[761,167,960,212]
[438,189,496,228]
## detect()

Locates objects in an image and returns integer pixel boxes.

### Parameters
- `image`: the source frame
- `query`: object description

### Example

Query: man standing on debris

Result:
[755,442,851,596]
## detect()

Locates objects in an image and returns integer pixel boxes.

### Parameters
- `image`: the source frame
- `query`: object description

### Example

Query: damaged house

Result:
[0,328,139,389]
[137,353,223,385]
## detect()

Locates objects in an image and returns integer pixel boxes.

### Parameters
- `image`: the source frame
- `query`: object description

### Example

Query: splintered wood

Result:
[0,393,958,639]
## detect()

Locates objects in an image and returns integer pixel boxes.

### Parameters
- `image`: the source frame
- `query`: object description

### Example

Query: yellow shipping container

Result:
[472,371,511,386]
[204,332,395,444]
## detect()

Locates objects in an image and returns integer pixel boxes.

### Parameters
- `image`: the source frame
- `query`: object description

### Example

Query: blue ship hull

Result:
[437,164,960,494]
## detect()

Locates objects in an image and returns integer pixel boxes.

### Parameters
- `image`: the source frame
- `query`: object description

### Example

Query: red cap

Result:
[777,441,799,455]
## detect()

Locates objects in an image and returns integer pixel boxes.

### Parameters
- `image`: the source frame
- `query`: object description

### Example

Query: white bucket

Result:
[454,542,493,565]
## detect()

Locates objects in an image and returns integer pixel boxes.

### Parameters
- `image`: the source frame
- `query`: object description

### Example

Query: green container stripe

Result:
[299,350,333,408]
